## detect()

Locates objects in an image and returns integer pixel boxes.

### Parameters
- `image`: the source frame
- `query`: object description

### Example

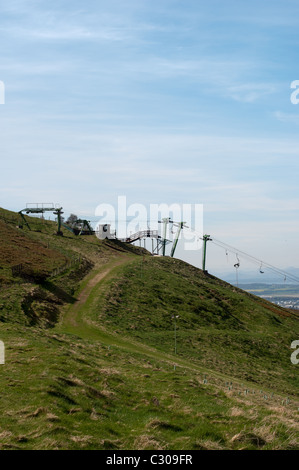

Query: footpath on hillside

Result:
[59,253,225,375]
[57,253,299,405]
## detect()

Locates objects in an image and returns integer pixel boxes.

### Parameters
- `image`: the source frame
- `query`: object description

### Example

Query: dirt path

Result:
[62,254,134,328]
[55,252,299,409]
[57,253,288,395]
[58,253,218,377]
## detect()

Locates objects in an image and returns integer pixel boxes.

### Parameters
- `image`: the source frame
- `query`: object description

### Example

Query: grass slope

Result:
[0,208,298,449]
[97,258,299,395]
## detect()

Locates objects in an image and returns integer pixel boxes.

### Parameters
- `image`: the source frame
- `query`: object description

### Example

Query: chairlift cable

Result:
[210,237,299,283]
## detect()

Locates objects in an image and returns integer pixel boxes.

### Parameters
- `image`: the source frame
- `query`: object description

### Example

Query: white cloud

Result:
[227,83,278,103]
[274,111,299,125]
[0,61,71,75]
[5,26,130,42]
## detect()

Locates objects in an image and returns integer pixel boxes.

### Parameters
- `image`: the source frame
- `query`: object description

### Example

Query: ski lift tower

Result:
[18,203,64,235]
[158,218,173,256]
[202,234,212,273]
[170,222,188,258]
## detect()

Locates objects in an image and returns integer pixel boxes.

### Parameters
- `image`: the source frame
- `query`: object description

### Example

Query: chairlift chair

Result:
[234,254,240,269]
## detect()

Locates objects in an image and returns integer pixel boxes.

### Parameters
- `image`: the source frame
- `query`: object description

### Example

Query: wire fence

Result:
[48,256,82,278]
[7,255,82,280]
[0,211,56,229]
[0,213,19,226]
[0,217,83,280]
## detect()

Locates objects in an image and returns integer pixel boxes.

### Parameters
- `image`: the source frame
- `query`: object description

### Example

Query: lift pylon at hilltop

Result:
[18,203,64,235]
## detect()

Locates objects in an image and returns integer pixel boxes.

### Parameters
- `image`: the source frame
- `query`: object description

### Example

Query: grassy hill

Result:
[0,207,298,450]
[94,257,299,395]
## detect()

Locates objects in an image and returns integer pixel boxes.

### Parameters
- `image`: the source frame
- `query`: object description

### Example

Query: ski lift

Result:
[234,254,240,287]
[259,262,264,274]
[234,254,240,269]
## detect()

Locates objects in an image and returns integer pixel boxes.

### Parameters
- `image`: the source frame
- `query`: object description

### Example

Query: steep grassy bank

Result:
[0,207,137,326]
[96,257,299,396]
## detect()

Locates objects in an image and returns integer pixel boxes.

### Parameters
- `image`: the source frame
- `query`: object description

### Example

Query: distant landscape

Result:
[213,272,299,310]
[238,284,299,311]
[215,268,299,285]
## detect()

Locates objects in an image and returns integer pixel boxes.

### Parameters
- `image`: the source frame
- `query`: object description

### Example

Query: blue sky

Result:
[1,0,299,275]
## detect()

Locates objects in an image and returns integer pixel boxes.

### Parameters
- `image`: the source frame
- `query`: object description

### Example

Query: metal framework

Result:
[119,229,169,255]
[19,202,63,235]
[62,219,94,236]
[18,203,63,234]
[18,204,94,237]
[202,234,212,272]
[170,222,187,258]
[158,218,172,256]
[122,222,187,257]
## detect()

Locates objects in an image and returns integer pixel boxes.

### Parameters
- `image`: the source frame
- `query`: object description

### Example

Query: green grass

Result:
[91,257,299,396]
[1,322,298,450]
[0,207,298,449]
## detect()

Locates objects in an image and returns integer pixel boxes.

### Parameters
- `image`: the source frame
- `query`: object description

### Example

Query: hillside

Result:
[94,257,299,395]
[0,207,298,450]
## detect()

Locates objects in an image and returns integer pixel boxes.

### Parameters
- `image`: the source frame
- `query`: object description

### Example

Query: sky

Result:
[0,0,299,278]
